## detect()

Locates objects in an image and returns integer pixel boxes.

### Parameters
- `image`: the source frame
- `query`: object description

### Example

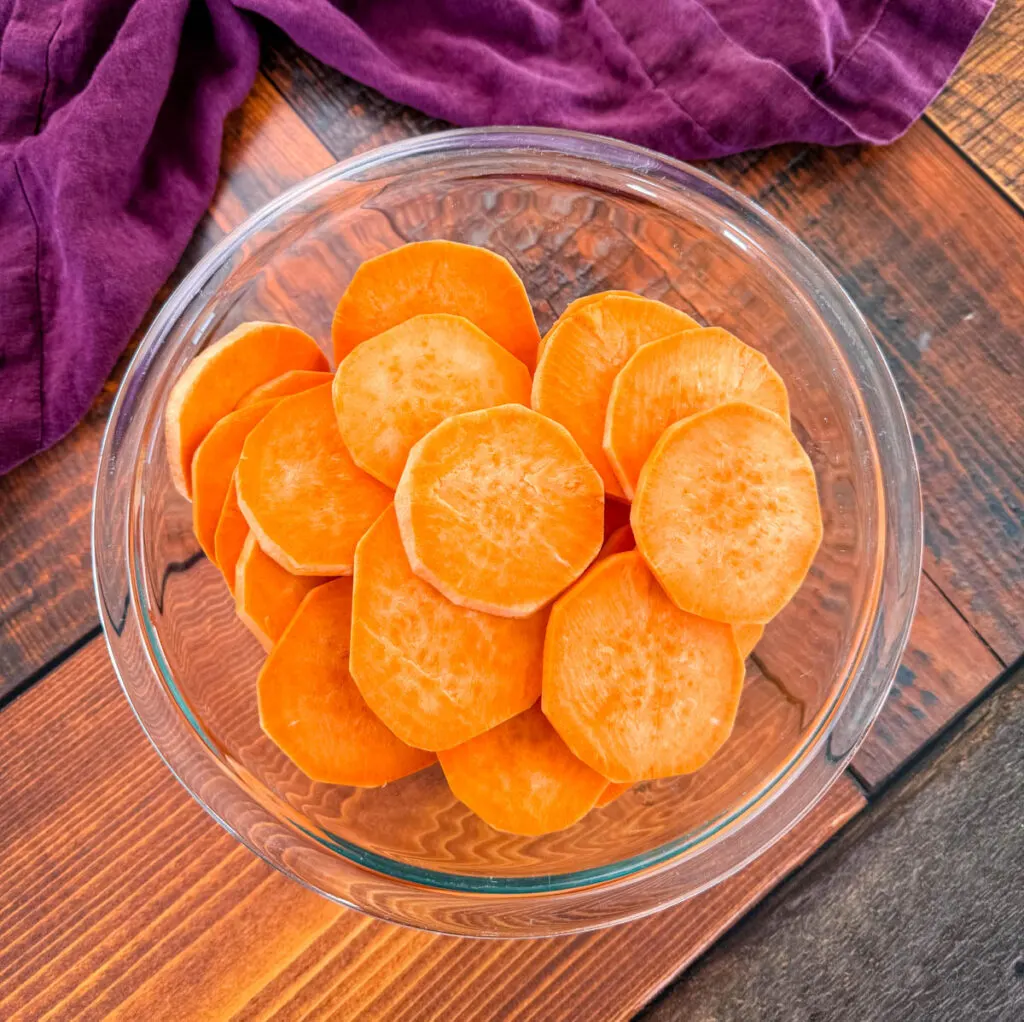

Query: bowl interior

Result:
[128,141,886,891]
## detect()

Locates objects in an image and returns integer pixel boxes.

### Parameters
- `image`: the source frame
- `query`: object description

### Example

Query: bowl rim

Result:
[94,125,922,934]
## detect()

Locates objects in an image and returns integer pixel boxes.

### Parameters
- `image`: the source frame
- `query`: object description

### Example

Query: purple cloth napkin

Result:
[0,0,992,474]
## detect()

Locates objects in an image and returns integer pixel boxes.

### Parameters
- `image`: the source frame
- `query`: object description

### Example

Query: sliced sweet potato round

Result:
[543,551,744,782]
[439,703,607,835]
[604,327,791,498]
[333,313,532,488]
[632,402,823,623]
[733,623,765,659]
[537,290,639,361]
[332,241,541,369]
[531,294,699,498]
[214,471,249,595]
[258,579,435,786]
[394,405,604,617]
[191,400,278,562]
[350,507,545,751]
[235,533,328,650]
[236,384,392,575]
[237,369,333,409]
[596,782,631,807]
[165,322,328,499]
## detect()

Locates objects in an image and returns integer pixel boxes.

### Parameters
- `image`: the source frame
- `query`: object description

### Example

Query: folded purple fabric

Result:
[0,0,992,473]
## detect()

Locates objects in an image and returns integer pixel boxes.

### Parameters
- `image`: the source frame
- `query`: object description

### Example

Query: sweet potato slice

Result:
[191,400,278,562]
[236,384,392,575]
[258,579,435,786]
[537,291,639,361]
[165,322,328,499]
[394,405,604,617]
[237,369,333,409]
[733,623,765,659]
[439,703,607,835]
[350,507,545,751]
[632,402,823,623]
[532,294,699,498]
[214,471,249,595]
[332,241,541,369]
[235,533,328,650]
[333,313,532,488]
[543,551,744,782]
[604,327,791,498]
[596,782,631,807]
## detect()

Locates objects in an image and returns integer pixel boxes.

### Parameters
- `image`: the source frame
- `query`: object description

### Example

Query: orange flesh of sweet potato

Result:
[237,369,333,409]
[542,551,745,782]
[596,782,631,807]
[604,327,791,499]
[236,384,392,575]
[333,313,532,488]
[350,507,545,751]
[536,290,639,362]
[531,294,699,498]
[332,241,541,370]
[632,402,823,624]
[258,579,435,786]
[598,524,634,560]
[394,404,605,617]
[165,322,328,499]
[438,703,607,835]
[235,533,328,651]
[733,623,765,659]
[214,471,249,595]
[191,400,278,562]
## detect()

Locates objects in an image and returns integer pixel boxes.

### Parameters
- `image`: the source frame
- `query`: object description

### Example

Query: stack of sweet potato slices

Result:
[164,241,822,836]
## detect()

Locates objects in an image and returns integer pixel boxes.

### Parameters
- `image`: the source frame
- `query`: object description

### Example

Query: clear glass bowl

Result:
[94,128,921,938]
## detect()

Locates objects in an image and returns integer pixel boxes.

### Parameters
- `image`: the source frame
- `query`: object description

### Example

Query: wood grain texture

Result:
[927,0,1023,210]
[0,74,333,701]
[641,665,1024,1022]
[0,637,864,1022]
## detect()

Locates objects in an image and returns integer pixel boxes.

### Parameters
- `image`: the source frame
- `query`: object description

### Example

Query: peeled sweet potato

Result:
[439,703,607,835]
[532,294,699,498]
[213,471,249,595]
[332,241,541,369]
[733,623,765,659]
[333,313,531,488]
[394,404,604,617]
[165,322,327,499]
[237,369,333,408]
[543,551,744,782]
[258,579,435,786]
[632,402,823,623]
[236,384,392,575]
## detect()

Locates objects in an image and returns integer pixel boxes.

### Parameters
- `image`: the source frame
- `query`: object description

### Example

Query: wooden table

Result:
[1,5,1021,1020]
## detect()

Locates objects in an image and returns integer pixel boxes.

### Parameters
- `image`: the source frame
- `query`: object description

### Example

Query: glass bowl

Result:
[93,128,921,938]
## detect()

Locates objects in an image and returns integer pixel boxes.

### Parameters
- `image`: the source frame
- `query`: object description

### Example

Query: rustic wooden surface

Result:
[0,11,1021,1020]
[641,664,1024,1022]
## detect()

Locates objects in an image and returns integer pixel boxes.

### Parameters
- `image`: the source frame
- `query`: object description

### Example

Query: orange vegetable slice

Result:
[350,507,546,751]
[332,240,541,369]
[236,384,392,575]
[237,369,333,409]
[537,290,639,361]
[439,703,607,835]
[165,322,328,499]
[604,327,791,498]
[733,623,765,659]
[333,313,532,488]
[394,404,604,617]
[235,533,328,650]
[596,782,631,807]
[191,400,277,562]
[532,294,699,498]
[258,579,435,786]
[543,551,744,782]
[214,471,249,595]
[632,402,823,623]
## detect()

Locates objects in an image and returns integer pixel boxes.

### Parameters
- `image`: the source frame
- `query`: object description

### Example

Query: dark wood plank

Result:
[0,636,864,1021]
[0,74,334,700]
[927,0,1023,210]
[640,664,1024,1022]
